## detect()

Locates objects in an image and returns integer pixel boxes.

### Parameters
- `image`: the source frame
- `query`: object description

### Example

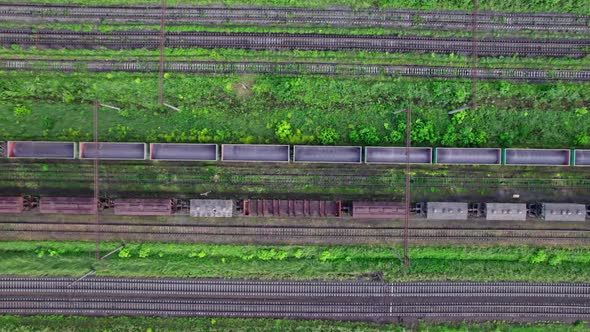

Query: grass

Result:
[2,241,590,282]
[5,21,586,40]
[1,72,589,149]
[0,315,588,332]
[13,0,590,15]
[0,22,478,38]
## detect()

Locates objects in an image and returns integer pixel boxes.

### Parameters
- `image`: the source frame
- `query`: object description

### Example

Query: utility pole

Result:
[92,101,121,262]
[158,0,166,106]
[471,0,479,110]
[93,100,100,261]
[403,105,411,267]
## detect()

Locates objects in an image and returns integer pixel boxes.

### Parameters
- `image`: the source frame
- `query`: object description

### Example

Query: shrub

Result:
[451,111,467,125]
[441,125,457,146]
[574,133,590,146]
[411,119,438,144]
[275,120,292,143]
[548,253,565,266]
[349,126,380,145]
[118,248,131,258]
[138,247,151,258]
[294,249,304,259]
[288,130,314,144]
[389,122,407,143]
[349,129,360,144]
[13,105,32,117]
[319,251,333,262]
[389,130,403,143]
[111,124,130,141]
[277,251,288,260]
[458,127,488,146]
[574,107,588,117]
[498,132,515,147]
[529,249,548,264]
[257,249,276,261]
[317,127,339,145]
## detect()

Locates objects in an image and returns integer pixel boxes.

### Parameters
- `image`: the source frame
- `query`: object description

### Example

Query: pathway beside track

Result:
[1,277,589,322]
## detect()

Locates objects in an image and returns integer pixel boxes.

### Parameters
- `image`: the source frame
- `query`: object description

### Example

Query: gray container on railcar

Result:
[426,202,468,220]
[485,203,527,221]
[190,199,233,217]
[541,203,586,222]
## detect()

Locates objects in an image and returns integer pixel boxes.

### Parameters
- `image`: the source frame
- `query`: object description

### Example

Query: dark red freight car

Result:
[0,196,24,214]
[352,201,406,219]
[114,198,175,216]
[39,197,97,215]
[242,199,341,217]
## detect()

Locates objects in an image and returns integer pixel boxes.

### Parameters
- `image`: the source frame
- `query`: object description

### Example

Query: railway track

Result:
[1,277,589,321]
[2,161,590,201]
[4,298,590,320]
[3,160,590,190]
[2,59,589,82]
[2,175,590,192]
[0,3,587,33]
[3,171,590,189]
[2,30,588,58]
[3,277,589,297]
[1,221,590,245]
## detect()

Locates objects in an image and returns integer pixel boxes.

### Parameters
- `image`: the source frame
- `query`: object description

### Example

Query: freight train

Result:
[1,196,588,222]
[2,141,590,166]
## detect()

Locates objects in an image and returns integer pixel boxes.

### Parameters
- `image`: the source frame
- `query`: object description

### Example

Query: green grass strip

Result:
[0,22,477,38]
[2,241,590,282]
[14,0,590,15]
[1,72,589,149]
[0,315,588,332]
[8,22,585,40]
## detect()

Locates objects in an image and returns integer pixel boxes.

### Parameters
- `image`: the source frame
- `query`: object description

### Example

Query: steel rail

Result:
[0,3,587,33]
[1,52,584,71]
[2,59,589,82]
[1,278,590,320]
[1,2,586,19]
[1,277,589,297]
[1,222,590,245]
[2,298,590,319]
[1,30,588,57]
[2,174,589,189]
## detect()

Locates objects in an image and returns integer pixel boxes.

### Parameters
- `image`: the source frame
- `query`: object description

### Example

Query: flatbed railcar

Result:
[3,141,588,167]
[0,196,588,222]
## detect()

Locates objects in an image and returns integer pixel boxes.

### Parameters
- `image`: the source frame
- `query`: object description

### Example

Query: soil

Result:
[1,160,589,203]
[1,212,589,247]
